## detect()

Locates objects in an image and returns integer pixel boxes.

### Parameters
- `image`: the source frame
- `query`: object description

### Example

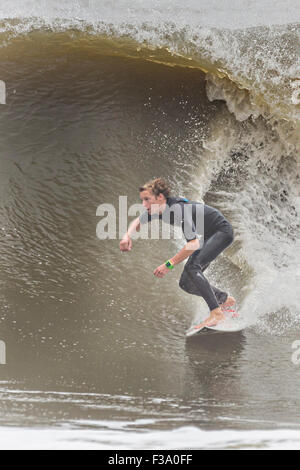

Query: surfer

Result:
[119,178,236,329]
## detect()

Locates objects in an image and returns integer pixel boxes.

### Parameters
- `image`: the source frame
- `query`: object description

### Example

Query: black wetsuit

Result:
[139,196,234,311]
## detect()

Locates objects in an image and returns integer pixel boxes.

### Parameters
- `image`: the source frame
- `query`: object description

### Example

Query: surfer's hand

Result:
[153,264,169,278]
[120,236,132,252]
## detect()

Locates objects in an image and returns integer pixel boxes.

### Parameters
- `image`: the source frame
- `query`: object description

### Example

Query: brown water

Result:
[0,2,300,449]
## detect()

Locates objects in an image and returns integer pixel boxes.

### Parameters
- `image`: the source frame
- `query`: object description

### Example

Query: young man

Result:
[119,178,236,331]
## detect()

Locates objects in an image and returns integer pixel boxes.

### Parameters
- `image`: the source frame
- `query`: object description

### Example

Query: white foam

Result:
[0,425,300,449]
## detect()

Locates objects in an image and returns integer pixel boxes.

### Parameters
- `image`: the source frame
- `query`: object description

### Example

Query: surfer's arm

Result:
[169,238,200,266]
[119,217,140,251]
[127,216,141,237]
[169,210,201,265]
[153,238,200,278]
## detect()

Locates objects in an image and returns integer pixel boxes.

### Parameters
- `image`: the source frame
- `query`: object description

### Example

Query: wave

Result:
[0,10,299,124]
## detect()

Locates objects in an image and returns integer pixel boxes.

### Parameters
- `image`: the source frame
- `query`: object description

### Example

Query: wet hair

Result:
[139,178,171,199]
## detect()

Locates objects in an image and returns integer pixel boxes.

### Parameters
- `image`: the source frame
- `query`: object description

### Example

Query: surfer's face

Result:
[140,190,166,215]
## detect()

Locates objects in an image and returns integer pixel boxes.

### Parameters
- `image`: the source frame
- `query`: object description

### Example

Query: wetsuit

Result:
[139,196,234,311]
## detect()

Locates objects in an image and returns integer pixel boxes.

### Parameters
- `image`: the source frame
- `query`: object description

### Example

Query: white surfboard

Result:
[186,317,245,337]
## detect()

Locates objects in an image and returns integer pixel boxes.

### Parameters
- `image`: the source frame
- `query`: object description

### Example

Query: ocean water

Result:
[0,0,300,450]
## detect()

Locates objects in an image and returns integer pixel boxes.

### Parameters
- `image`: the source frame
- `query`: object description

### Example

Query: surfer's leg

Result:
[179,264,220,311]
[193,229,234,268]
[210,286,236,309]
[196,261,229,305]
[198,263,231,306]
[179,230,234,327]
[210,285,228,305]
[179,230,233,303]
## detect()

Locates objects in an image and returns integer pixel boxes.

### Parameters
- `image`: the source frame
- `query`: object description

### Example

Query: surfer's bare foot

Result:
[220,295,236,309]
[194,307,226,330]
[220,296,239,318]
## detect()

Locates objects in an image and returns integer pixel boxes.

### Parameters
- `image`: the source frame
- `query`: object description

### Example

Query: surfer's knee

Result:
[223,228,234,245]
[179,269,195,294]
[179,267,206,297]
[179,271,188,291]
[227,231,234,244]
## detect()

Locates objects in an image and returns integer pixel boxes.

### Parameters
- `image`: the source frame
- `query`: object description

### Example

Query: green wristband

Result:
[165,260,174,270]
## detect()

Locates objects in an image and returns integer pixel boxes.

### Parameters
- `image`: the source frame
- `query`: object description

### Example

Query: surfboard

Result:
[186,317,245,337]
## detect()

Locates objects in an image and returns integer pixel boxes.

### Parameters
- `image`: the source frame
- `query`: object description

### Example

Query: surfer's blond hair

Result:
[139,178,170,199]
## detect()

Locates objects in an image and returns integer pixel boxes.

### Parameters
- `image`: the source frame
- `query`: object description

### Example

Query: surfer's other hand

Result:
[153,264,169,278]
